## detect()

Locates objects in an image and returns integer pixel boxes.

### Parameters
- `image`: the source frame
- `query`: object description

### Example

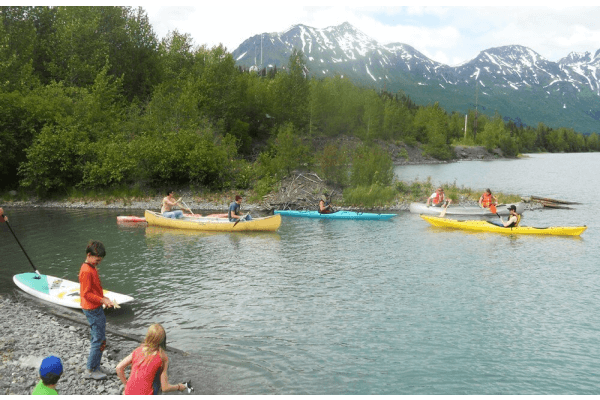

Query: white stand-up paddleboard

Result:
[13,272,134,309]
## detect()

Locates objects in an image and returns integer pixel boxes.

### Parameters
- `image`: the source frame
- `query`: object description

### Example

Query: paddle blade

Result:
[439,204,448,217]
[489,204,497,214]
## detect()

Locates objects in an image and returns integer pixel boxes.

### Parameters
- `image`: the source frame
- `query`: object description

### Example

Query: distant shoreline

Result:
[1,148,517,213]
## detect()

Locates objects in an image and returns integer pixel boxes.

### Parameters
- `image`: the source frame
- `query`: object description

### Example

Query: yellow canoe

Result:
[420,215,587,236]
[145,210,281,232]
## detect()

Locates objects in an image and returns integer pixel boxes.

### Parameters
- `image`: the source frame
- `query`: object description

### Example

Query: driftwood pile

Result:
[523,195,582,210]
[261,172,340,211]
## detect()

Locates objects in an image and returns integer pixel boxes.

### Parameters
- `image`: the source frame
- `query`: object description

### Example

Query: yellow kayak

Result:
[420,215,587,236]
[145,210,281,232]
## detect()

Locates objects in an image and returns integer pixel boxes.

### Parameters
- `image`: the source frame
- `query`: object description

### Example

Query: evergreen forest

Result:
[1,6,599,198]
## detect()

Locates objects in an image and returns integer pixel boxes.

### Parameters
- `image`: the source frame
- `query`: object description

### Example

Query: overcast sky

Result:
[142,4,600,66]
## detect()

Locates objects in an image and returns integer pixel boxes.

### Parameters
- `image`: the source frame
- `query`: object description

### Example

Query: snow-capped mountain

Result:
[232,22,600,134]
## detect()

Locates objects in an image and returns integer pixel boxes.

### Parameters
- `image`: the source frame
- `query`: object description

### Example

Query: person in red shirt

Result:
[116,323,187,395]
[79,240,115,380]
[0,207,7,222]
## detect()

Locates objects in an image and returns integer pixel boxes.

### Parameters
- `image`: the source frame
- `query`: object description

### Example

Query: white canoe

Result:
[13,272,134,309]
[409,202,525,216]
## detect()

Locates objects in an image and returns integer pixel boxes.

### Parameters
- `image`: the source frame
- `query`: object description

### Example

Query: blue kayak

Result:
[274,210,396,220]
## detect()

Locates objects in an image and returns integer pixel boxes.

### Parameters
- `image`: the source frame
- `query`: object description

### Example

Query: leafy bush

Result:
[316,143,349,187]
[343,184,397,208]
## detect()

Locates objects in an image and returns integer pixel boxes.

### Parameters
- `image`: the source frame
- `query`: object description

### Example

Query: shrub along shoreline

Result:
[1,174,527,213]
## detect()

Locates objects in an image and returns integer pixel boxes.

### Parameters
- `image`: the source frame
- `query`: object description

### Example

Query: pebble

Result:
[0,294,137,395]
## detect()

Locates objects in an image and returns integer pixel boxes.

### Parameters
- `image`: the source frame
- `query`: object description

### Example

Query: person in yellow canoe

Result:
[490,204,521,227]
[161,190,191,219]
[478,188,498,208]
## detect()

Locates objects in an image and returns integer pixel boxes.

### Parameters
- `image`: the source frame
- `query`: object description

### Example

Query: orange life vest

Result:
[481,193,494,208]
[432,192,444,205]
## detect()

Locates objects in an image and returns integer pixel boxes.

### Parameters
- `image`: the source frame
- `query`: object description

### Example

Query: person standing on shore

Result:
[79,240,115,380]
[116,323,187,395]
[32,356,63,395]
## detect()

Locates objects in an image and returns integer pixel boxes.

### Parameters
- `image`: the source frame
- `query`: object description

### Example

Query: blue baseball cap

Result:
[39,356,63,378]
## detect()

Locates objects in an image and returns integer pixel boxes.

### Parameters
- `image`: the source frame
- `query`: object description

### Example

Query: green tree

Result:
[271,49,309,129]
[414,103,452,160]
[349,144,394,187]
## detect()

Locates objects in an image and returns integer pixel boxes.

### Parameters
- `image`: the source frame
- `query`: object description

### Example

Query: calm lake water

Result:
[1,153,599,394]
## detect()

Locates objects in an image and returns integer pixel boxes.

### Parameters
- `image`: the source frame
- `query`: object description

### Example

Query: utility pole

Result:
[473,80,479,140]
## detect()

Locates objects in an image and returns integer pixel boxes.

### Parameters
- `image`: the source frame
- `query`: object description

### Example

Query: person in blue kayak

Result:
[229,195,252,222]
[318,195,334,214]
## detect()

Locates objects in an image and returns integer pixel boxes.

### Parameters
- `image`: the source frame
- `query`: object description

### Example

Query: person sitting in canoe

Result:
[229,195,252,222]
[426,187,452,208]
[491,204,521,227]
[318,195,334,214]
[478,188,498,208]
[161,190,189,219]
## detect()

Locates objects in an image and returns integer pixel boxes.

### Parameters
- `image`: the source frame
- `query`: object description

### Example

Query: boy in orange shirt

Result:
[79,240,115,380]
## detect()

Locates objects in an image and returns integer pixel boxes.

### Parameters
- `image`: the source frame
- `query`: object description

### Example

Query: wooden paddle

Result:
[4,217,41,276]
[181,200,193,214]
[233,213,249,227]
[439,202,449,217]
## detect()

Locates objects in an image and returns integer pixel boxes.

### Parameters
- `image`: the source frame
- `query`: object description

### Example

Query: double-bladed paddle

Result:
[3,216,41,276]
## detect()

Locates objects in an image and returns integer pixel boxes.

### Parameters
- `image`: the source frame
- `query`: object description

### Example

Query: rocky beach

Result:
[0,293,133,395]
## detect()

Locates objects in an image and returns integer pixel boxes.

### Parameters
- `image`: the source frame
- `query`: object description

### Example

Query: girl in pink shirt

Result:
[116,324,186,395]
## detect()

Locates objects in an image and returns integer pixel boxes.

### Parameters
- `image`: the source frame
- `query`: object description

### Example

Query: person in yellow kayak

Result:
[491,204,521,227]
[478,189,498,208]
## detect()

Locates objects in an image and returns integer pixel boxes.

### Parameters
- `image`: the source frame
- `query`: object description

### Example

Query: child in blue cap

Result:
[32,356,63,395]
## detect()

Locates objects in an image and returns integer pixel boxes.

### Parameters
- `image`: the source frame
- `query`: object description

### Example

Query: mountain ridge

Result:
[232,22,600,134]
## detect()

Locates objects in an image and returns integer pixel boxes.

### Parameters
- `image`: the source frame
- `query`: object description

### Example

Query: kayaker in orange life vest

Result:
[478,188,498,208]
[426,187,452,207]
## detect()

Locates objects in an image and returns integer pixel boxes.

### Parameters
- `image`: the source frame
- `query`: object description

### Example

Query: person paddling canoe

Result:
[229,195,252,222]
[0,207,6,222]
[426,187,452,208]
[478,188,498,208]
[161,190,190,219]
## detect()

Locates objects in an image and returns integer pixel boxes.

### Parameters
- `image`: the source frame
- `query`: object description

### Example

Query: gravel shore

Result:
[0,293,140,395]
